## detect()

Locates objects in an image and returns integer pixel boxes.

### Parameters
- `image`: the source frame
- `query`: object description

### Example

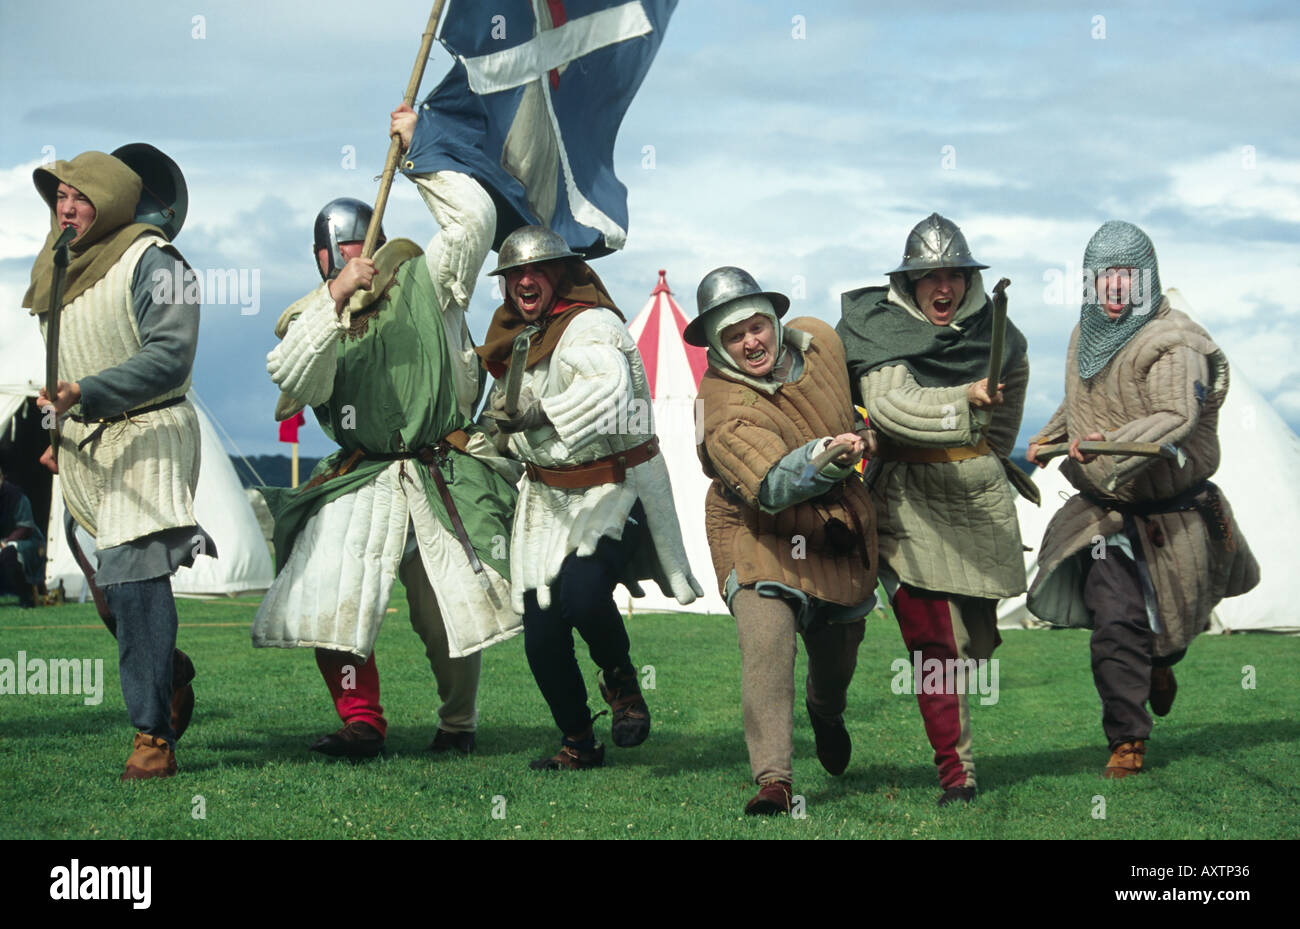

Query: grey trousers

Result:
[733,589,864,784]
[398,552,481,733]
[104,577,178,746]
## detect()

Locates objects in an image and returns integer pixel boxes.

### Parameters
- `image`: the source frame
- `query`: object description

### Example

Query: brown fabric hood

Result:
[476,260,624,377]
[24,151,160,314]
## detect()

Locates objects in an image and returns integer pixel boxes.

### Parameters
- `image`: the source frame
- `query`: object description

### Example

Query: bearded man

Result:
[25,149,209,781]
[478,224,702,770]
[1026,221,1259,778]
[837,213,1032,806]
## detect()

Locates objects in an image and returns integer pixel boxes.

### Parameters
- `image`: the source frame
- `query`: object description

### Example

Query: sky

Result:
[3,0,1299,461]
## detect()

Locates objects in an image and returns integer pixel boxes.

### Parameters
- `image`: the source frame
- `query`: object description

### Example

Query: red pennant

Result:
[279,411,306,444]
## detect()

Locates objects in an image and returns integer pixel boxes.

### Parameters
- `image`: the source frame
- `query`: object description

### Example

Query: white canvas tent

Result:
[999,288,1300,635]
[1,307,273,598]
[616,271,727,615]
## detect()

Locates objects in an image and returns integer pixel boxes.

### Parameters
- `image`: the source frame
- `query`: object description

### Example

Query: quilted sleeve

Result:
[414,171,496,311]
[540,326,634,454]
[266,285,345,408]
[703,415,793,510]
[860,364,973,447]
[1083,344,1210,490]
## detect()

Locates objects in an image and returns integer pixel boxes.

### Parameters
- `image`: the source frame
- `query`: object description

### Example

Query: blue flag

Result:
[402,0,677,258]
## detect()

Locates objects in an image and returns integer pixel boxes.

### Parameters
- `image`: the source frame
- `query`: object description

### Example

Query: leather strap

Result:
[877,435,990,464]
[416,444,487,582]
[524,438,660,489]
[70,395,188,451]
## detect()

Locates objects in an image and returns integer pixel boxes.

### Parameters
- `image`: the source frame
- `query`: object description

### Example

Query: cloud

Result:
[0,158,55,260]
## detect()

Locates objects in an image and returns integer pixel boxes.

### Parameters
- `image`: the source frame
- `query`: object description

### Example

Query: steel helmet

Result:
[488,225,581,276]
[110,142,189,241]
[313,197,384,280]
[683,266,790,348]
[890,212,988,275]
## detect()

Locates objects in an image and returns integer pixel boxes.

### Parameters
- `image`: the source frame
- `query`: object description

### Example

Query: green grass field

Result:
[1,586,1296,840]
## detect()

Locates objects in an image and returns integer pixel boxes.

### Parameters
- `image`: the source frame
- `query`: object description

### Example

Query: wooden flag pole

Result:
[361,0,448,259]
[291,441,299,489]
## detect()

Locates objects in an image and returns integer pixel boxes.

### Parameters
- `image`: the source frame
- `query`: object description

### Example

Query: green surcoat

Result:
[261,255,514,577]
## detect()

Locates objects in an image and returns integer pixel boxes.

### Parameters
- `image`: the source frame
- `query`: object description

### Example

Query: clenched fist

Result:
[329,256,377,306]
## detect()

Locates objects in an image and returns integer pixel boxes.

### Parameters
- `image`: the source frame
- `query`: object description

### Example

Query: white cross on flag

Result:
[403,0,677,258]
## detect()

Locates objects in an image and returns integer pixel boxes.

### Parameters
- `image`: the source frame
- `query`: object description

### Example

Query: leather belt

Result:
[69,395,187,450]
[524,438,659,489]
[877,436,990,464]
[414,441,489,587]
[1083,480,1234,552]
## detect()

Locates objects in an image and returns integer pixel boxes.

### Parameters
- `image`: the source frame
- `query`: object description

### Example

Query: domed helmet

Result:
[488,225,580,276]
[890,212,988,275]
[683,266,790,348]
[313,197,383,280]
[110,142,189,241]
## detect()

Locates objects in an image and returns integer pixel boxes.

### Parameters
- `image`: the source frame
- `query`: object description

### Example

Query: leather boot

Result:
[170,650,196,741]
[806,700,851,776]
[121,733,178,781]
[597,665,651,748]
[1102,740,1146,779]
[1149,667,1177,717]
[744,779,793,816]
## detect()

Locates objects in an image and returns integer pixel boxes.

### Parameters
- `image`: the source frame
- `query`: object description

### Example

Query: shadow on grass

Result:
[954,717,1300,797]
[796,717,1300,806]
[183,721,756,775]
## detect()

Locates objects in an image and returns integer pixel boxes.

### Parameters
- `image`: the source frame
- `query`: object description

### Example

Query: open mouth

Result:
[745,348,767,366]
[516,288,541,311]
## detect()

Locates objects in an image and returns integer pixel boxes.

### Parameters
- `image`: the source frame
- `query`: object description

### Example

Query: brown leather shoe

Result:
[529,740,605,771]
[938,786,976,807]
[807,700,851,776]
[121,733,177,781]
[744,779,793,816]
[427,728,476,755]
[1149,667,1177,717]
[1102,740,1146,778]
[597,667,651,748]
[310,721,386,759]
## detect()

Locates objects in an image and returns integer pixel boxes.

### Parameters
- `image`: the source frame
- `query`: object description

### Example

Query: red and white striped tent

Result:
[616,271,727,615]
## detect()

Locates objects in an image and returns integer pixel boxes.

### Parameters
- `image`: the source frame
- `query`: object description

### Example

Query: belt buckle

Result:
[434,443,454,484]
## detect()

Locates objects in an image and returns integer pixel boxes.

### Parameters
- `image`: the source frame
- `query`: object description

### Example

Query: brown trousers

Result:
[1085,546,1184,749]
[733,589,865,784]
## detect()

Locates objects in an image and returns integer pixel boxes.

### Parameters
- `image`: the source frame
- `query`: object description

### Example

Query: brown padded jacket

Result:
[1027,300,1260,655]
[696,317,877,606]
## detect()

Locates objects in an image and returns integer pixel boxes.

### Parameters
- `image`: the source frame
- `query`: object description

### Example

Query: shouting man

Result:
[1026,221,1259,778]
[478,224,703,771]
[837,213,1032,806]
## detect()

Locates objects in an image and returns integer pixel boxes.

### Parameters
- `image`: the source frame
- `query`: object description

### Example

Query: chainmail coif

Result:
[1077,221,1163,380]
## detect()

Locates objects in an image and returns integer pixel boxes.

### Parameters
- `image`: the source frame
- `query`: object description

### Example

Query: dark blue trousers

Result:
[104,578,178,746]
[522,503,647,737]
